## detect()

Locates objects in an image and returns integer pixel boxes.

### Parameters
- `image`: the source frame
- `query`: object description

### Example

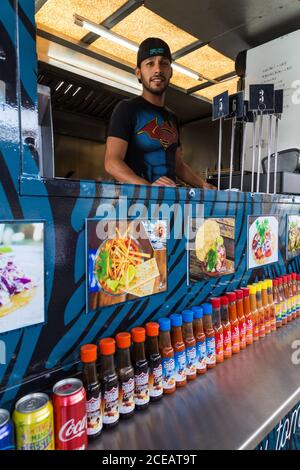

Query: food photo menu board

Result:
[248,216,279,269]
[188,218,235,283]
[86,219,167,310]
[0,221,45,334]
[287,215,300,260]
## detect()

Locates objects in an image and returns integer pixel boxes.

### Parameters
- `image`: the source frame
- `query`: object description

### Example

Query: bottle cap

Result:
[202,303,212,315]
[210,297,221,308]
[292,273,297,280]
[192,306,203,319]
[297,274,300,281]
[99,338,115,356]
[145,322,159,337]
[80,344,97,363]
[226,292,236,302]
[170,314,183,327]
[182,310,193,323]
[283,275,288,283]
[287,274,292,282]
[273,279,278,287]
[241,287,250,297]
[220,296,229,306]
[277,277,283,284]
[235,290,243,300]
[262,280,268,290]
[131,327,146,343]
[158,317,171,332]
[255,283,262,292]
[249,285,256,295]
[267,279,273,289]
[116,332,131,349]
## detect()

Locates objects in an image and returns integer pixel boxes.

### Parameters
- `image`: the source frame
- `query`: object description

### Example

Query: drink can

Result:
[13,393,54,450]
[53,378,87,450]
[0,409,15,450]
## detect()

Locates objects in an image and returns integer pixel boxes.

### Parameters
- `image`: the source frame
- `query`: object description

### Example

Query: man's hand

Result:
[202,181,217,190]
[151,177,177,187]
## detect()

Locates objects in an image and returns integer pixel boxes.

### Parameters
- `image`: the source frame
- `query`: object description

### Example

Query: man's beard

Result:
[141,74,170,96]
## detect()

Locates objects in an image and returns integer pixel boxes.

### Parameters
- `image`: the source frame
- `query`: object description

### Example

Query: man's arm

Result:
[105,137,176,187]
[175,147,216,190]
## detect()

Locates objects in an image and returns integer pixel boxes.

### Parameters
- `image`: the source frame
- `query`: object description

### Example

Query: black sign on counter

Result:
[212,91,229,121]
[236,100,254,123]
[249,84,275,112]
[275,89,284,115]
[225,91,244,120]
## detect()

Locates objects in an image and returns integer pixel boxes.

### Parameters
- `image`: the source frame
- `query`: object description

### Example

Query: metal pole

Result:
[251,113,257,193]
[229,118,236,190]
[273,116,279,195]
[217,118,222,190]
[266,114,273,194]
[256,112,264,193]
[240,122,247,192]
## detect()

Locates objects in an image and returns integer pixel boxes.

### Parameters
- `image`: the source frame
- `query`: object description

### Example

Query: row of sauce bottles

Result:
[80,272,300,441]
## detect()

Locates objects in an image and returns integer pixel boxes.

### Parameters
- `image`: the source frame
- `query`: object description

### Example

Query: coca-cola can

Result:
[52,378,87,450]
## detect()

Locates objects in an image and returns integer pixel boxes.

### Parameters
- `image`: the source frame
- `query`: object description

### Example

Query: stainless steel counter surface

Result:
[89,319,300,450]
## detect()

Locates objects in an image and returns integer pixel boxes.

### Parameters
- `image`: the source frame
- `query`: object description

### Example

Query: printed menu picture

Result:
[86,219,167,310]
[0,222,45,334]
[188,218,235,282]
[287,215,300,259]
[248,216,279,269]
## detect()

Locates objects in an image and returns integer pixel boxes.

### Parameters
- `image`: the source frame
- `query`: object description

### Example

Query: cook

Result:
[105,37,215,189]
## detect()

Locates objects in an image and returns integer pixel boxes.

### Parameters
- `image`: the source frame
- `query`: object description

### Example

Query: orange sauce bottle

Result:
[273,279,282,328]
[267,280,276,332]
[241,287,253,346]
[202,304,216,369]
[170,314,187,387]
[210,298,224,363]
[279,277,288,325]
[158,318,176,394]
[249,285,259,342]
[255,283,265,338]
[261,281,271,335]
[226,292,240,354]
[235,290,246,350]
[220,296,232,359]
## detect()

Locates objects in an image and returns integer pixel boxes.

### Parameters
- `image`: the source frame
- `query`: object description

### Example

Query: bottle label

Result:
[215,332,224,361]
[223,328,232,355]
[239,321,246,343]
[103,386,119,425]
[174,350,187,382]
[185,346,197,376]
[196,340,206,371]
[149,365,163,398]
[119,377,135,414]
[246,318,253,342]
[86,396,102,435]
[134,371,150,406]
[231,325,240,352]
[206,336,216,365]
[281,301,287,319]
[161,357,176,389]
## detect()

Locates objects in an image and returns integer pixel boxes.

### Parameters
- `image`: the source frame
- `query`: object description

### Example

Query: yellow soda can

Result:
[13,393,55,450]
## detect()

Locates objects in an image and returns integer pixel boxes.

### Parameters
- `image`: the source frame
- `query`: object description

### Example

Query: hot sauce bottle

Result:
[210,298,224,363]
[235,290,246,349]
[170,314,187,387]
[145,323,163,402]
[131,327,150,410]
[115,332,135,418]
[241,287,253,346]
[273,279,282,328]
[292,273,298,319]
[158,318,176,394]
[182,310,197,380]
[80,344,102,440]
[192,306,207,375]
[220,296,232,358]
[261,281,271,335]
[279,277,288,325]
[288,274,296,320]
[99,338,119,429]
[286,274,293,322]
[202,304,216,368]
[255,283,265,338]
[267,280,276,332]
[249,285,259,341]
[226,292,240,354]
[297,274,300,317]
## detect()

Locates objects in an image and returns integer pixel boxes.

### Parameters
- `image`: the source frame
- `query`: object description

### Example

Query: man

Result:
[105,37,215,189]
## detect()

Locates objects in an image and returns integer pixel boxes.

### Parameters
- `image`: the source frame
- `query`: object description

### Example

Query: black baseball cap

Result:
[137,37,172,67]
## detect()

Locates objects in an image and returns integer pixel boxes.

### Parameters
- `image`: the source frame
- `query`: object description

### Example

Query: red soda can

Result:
[53,378,88,450]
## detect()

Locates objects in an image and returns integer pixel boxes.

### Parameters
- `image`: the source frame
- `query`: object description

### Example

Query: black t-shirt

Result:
[107,96,180,183]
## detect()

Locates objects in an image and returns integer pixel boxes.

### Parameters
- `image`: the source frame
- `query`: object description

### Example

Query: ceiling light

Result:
[75,14,202,81]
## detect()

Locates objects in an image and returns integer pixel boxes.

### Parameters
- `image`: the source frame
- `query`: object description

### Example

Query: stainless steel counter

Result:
[89,319,300,450]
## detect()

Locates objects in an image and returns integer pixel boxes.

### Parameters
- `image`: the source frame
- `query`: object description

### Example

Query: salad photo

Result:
[87,219,167,310]
[188,218,235,281]
[248,216,278,269]
[287,215,300,258]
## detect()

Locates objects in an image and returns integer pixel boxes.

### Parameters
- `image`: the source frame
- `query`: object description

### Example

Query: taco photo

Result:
[287,215,300,258]
[248,216,278,269]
